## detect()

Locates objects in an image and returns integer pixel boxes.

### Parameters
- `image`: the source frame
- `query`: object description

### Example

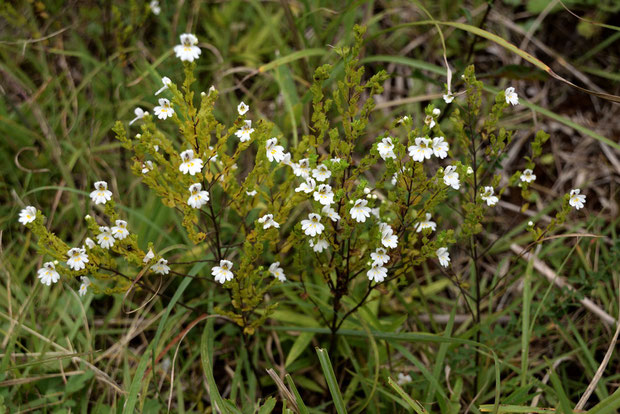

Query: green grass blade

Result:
[258,49,326,73]
[387,377,429,414]
[316,348,347,414]
[285,374,309,414]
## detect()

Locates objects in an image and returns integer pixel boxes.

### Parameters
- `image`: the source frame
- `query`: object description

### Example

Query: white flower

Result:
[90,181,112,205]
[37,262,60,286]
[155,76,172,95]
[322,205,341,222]
[443,165,460,190]
[78,276,90,296]
[67,247,89,271]
[269,262,286,281]
[481,186,499,206]
[141,160,154,174]
[151,258,170,275]
[443,93,454,104]
[97,226,115,249]
[111,219,130,240]
[391,172,399,186]
[281,152,293,167]
[505,87,519,106]
[520,169,536,183]
[350,199,371,223]
[246,190,257,197]
[265,138,285,163]
[432,136,449,159]
[314,184,335,206]
[330,157,341,163]
[310,238,329,253]
[424,115,436,129]
[528,221,534,226]
[149,0,160,15]
[295,177,316,194]
[370,207,381,218]
[237,101,249,115]
[187,183,210,208]
[143,249,155,263]
[379,223,398,249]
[129,107,148,125]
[293,159,311,178]
[258,213,280,229]
[377,137,396,160]
[397,115,409,124]
[436,247,450,267]
[408,137,433,162]
[397,373,412,385]
[154,98,174,119]
[301,213,324,237]
[467,166,474,175]
[367,263,387,283]
[212,260,234,284]
[432,108,441,116]
[569,189,586,210]
[312,164,331,182]
[18,206,37,225]
[174,33,201,62]
[84,237,95,249]
[179,149,204,175]
[371,248,390,266]
[415,213,436,233]
[234,120,254,142]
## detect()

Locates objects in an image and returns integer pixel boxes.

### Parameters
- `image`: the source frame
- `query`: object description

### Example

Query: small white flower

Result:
[528,221,534,226]
[301,213,324,237]
[174,33,201,62]
[569,189,586,210]
[179,149,204,176]
[18,206,37,225]
[187,183,210,208]
[370,207,380,218]
[443,165,460,190]
[129,107,148,125]
[377,137,396,160]
[330,157,341,163]
[237,101,249,115]
[293,159,311,178]
[436,247,450,267]
[258,213,280,229]
[397,115,410,124]
[90,181,112,205]
[505,87,519,106]
[322,205,341,222]
[367,263,387,283]
[312,164,332,182]
[97,226,115,249]
[443,93,454,104]
[391,172,399,186]
[310,238,329,253]
[425,115,436,129]
[111,219,130,240]
[154,98,174,119]
[269,262,286,281]
[234,120,254,142]
[155,76,172,95]
[212,260,234,284]
[415,213,436,233]
[143,248,155,263]
[37,262,60,286]
[84,237,96,249]
[151,258,170,275]
[149,0,161,15]
[246,190,257,197]
[265,138,285,163]
[379,223,398,249]
[281,152,293,167]
[481,186,499,206]
[350,199,371,223]
[408,137,433,162]
[432,108,441,116]
[371,247,390,266]
[466,166,474,175]
[154,145,159,152]
[141,160,154,174]
[520,169,536,183]
[314,184,335,206]
[295,177,316,194]
[397,373,412,385]
[67,247,89,271]
[78,276,91,296]
[432,136,449,159]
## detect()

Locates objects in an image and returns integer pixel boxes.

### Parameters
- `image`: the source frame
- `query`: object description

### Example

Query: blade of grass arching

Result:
[387,377,429,414]
[425,303,457,408]
[586,386,620,414]
[316,348,347,414]
[285,374,310,414]
[521,248,536,388]
[478,405,556,413]
[575,32,620,64]
[361,56,445,76]
[285,332,314,368]
[258,49,326,73]
[547,363,574,414]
